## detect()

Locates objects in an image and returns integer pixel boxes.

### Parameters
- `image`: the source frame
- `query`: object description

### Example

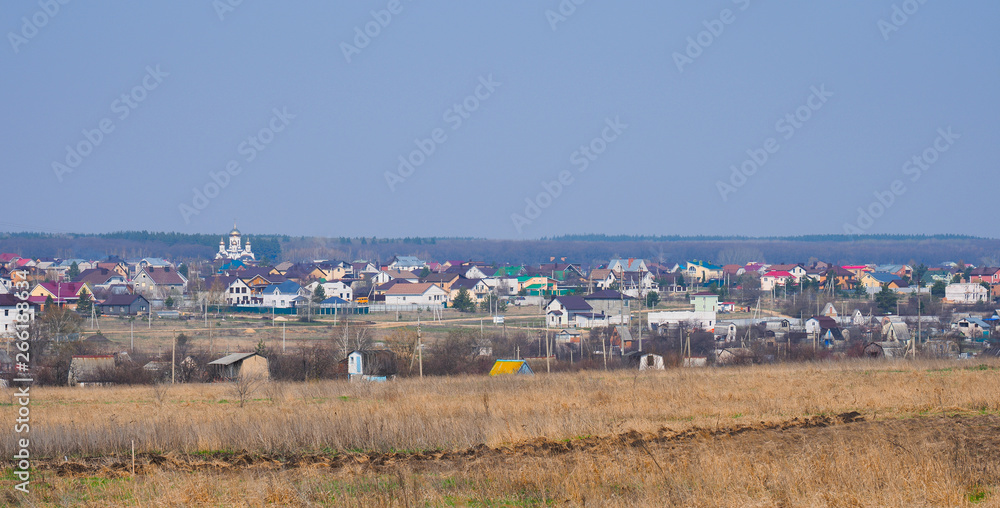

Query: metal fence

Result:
[367,304,445,313]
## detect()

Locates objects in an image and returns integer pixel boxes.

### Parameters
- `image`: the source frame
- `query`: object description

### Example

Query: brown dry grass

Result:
[4,358,1000,506]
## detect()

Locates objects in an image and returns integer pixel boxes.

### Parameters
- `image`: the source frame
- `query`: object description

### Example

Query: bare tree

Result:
[151,381,170,407]
[230,373,264,408]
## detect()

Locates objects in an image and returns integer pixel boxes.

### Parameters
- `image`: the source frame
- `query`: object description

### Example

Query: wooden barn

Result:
[68,355,116,387]
[208,352,269,381]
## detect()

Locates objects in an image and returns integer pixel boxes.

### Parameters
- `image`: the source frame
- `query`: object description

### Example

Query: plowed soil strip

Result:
[31,412,879,478]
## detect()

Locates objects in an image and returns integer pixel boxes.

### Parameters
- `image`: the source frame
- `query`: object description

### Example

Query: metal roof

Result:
[208,352,259,366]
[489,359,533,376]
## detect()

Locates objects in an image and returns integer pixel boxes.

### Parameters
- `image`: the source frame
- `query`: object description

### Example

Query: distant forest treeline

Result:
[1,232,998,268]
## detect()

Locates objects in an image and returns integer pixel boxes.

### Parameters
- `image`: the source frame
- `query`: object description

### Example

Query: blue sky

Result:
[2,1,997,239]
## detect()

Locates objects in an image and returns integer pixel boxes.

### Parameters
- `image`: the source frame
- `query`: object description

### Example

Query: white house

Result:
[384,283,448,307]
[761,271,794,292]
[945,283,989,304]
[306,281,353,302]
[607,258,648,273]
[387,256,426,271]
[546,295,607,328]
[372,269,420,285]
[225,277,255,306]
[646,311,717,332]
[260,281,306,308]
[0,294,35,338]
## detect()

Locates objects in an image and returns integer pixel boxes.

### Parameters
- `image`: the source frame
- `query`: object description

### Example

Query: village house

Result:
[954,317,990,340]
[421,272,461,292]
[583,290,631,322]
[449,278,491,303]
[607,258,648,274]
[96,293,150,316]
[260,280,307,308]
[859,272,905,292]
[945,283,989,304]
[73,267,129,291]
[28,282,94,310]
[387,256,426,271]
[305,281,353,302]
[690,292,720,313]
[0,294,35,338]
[132,266,187,298]
[372,269,420,285]
[587,269,617,291]
[686,260,723,283]
[384,283,448,307]
[445,263,490,279]
[516,275,560,296]
[766,264,807,281]
[546,295,606,328]
[617,271,658,298]
[761,271,794,292]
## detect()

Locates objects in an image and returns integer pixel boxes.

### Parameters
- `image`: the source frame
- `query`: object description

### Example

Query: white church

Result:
[216,223,256,261]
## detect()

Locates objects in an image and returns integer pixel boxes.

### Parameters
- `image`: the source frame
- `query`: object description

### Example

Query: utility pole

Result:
[417,315,423,378]
[171,330,176,384]
[914,293,921,359]
[545,319,550,373]
[685,328,691,365]
[602,330,608,370]
[637,293,643,352]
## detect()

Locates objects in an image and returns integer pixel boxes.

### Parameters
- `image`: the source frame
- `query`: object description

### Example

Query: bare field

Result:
[4,359,1000,506]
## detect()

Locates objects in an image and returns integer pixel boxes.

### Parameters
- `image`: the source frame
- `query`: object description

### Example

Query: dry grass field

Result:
[4,359,1000,506]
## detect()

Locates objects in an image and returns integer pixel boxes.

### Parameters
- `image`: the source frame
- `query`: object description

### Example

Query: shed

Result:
[0,350,13,373]
[863,341,906,359]
[554,329,582,344]
[625,351,665,371]
[489,359,534,376]
[68,355,116,386]
[208,352,269,381]
[346,350,398,381]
